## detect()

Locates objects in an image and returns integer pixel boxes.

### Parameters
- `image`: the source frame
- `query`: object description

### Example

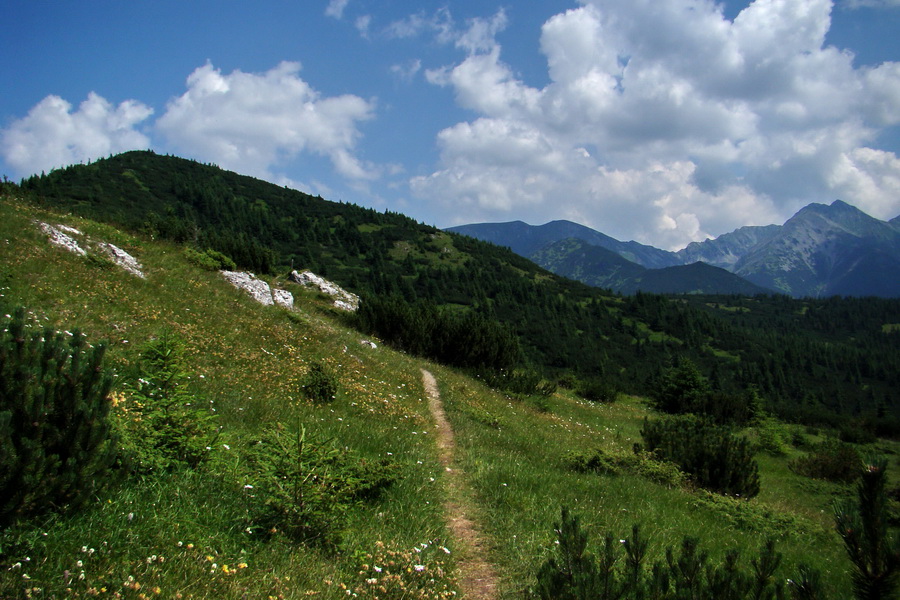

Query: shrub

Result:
[534,507,824,600]
[789,440,862,483]
[563,448,688,488]
[244,424,396,547]
[472,368,556,398]
[300,361,339,403]
[114,332,218,474]
[0,308,117,527]
[641,415,760,497]
[751,418,792,456]
[839,422,877,445]
[575,378,618,403]
[834,456,900,600]
[184,247,237,271]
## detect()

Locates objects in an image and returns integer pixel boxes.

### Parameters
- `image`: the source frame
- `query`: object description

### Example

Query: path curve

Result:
[422,369,499,600]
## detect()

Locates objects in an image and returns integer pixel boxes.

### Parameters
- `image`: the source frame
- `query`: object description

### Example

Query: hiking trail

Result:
[422,369,499,600]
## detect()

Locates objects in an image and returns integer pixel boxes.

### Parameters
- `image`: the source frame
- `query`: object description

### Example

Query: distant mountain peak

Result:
[449,199,900,298]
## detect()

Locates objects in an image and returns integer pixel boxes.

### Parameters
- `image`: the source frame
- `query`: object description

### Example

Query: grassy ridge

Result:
[0,196,452,598]
[1,193,896,598]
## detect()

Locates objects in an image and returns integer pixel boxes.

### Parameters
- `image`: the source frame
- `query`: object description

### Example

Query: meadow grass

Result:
[1,194,894,598]
[435,372,872,597]
[0,196,454,598]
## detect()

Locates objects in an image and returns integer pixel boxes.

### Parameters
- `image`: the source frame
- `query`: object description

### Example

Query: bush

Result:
[534,507,824,600]
[564,447,688,488]
[114,332,218,474]
[184,247,237,271]
[834,456,900,600]
[300,361,339,403]
[472,368,557,398]
[790,440,863,483]
[839,422,877,445]
[641,415,760,497]
[575,378,618,403]
[244,424,396,546]
[751,418,792,456]
[0,308,117,527]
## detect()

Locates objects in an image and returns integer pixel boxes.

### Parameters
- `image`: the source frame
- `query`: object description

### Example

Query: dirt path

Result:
[422,369,499,600]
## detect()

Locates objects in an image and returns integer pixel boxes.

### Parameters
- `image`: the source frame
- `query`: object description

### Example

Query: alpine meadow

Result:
[3,151,900,599]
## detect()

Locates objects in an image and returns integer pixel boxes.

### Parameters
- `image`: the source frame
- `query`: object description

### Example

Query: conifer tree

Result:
[0,308,117,527]
[834,456,900,600]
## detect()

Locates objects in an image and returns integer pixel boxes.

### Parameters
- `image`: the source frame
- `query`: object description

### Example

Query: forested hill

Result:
[15,151,900,431]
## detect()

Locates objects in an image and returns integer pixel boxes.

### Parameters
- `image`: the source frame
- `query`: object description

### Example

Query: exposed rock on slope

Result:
[221,271,293,308]
[289,270,359,312]
[38,221,145,278]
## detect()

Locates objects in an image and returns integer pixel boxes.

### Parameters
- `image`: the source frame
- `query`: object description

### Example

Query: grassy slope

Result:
[0,194,891,598]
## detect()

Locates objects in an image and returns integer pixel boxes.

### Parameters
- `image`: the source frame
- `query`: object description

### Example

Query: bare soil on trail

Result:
[421,369,499,600]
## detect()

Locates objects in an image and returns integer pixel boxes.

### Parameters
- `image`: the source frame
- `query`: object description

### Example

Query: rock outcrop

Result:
[38,221,145,278]
[289,270,359,312]
[220,271,295,308]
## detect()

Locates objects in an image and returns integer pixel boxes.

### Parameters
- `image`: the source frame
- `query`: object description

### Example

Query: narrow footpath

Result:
[421,369,499,600]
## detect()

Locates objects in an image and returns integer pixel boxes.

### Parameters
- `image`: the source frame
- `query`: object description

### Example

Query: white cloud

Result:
[355,15,372,37]
[413,0,900,249]
[157,61,377,181]
[325,0,349,20]
[384,8,454,42]
[0,92,152,177]
[390,59,422,82]
[843,0,900,8]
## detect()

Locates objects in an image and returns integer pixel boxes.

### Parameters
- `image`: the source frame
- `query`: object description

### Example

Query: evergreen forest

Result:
[17,151,900,434]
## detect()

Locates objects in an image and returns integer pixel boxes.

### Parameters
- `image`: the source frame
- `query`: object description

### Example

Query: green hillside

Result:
[5,190,898,599]
[14,152,900,430]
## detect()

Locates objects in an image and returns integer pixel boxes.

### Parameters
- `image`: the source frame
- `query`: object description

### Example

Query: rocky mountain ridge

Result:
[449,200,900,297]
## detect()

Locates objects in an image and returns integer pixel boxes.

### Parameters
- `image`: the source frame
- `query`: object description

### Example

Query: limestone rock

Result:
[221,271,274,306]
[99,242,145,278]
[38,221,145,278]
[39,222,86,256]
[273,288,294,309]
[289,270,359,312]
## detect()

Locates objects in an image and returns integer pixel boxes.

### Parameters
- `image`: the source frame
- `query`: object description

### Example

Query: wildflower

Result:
[414,565,426,572]
[76,560,83,568]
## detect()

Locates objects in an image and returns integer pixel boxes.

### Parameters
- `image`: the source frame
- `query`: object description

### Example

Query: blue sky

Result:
[2,0,899,250]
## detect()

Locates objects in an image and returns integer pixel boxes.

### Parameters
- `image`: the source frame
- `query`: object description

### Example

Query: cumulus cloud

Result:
[843,0,900,8]
[0,92,152,177]
[412,0,900,249]
[325,0,349,19]
[156,61,377,181]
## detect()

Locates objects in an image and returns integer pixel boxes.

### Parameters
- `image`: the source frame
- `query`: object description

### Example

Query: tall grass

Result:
[1,195,892,598]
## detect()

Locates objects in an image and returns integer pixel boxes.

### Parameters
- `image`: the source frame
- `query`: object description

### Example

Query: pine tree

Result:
[834,456,900,600]
[0,308,117,527]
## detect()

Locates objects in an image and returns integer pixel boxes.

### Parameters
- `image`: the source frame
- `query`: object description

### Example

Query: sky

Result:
[2,0,899,251]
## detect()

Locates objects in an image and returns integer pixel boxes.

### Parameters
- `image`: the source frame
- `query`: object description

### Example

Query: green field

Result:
[1,194,896,598]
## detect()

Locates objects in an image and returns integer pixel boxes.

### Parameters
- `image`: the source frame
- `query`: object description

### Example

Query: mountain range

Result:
[448,200,900,298]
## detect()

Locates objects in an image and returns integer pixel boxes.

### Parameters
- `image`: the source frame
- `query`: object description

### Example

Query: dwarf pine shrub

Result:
[535,507,826,600]
[0,308,117,527]
[834,456,900,600]
[641,415,760,497]
[183,247,237,271]
[789,440,862,483]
